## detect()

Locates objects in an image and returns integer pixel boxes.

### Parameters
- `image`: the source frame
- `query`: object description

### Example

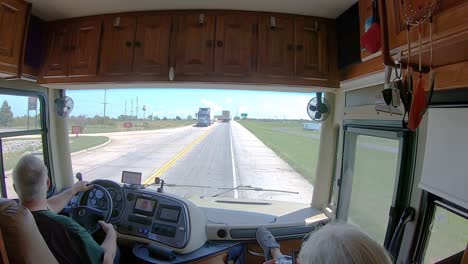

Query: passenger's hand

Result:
[72,180,94,193]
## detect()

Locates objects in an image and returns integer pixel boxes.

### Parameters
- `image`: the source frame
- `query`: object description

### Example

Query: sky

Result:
[1,88,316,120]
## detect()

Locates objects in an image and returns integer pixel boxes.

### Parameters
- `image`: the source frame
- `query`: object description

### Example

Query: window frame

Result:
[0,88,53,198]
[335,120,416,247]
[413,193,468,263]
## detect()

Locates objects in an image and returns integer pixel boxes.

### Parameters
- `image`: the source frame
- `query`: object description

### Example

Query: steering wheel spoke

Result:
[69,183,113,234]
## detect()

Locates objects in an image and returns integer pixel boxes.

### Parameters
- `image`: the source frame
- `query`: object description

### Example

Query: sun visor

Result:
[419,108,468,209]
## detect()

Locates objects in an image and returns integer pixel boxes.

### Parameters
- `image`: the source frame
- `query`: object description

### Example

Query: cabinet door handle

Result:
[287,44,294,51]
[216,41,223,47]
[206,40,213,47]
[296,44,304,51]
[134,41,141,47]
[125,41,132,47]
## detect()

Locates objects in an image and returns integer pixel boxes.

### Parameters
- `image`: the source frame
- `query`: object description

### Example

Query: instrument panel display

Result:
[158,205,181,223]
[134,197,157,216]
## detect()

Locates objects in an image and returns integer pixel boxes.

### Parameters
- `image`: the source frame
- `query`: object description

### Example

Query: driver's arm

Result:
[47,181,94,213]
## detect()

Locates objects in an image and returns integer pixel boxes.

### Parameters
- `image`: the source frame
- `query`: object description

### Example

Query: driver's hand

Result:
[72,181,94,193]
[99,221,116,235]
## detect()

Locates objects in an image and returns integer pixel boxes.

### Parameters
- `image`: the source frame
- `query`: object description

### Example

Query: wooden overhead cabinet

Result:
[257,14,295,77]
[174,13,216,78]
[385,0,468,68]
[41,17,102,79]
[100,15,136,76]
[294,17,329,80]
[0,0,28,77]
[214,13,257,77]
[133,14,172,78]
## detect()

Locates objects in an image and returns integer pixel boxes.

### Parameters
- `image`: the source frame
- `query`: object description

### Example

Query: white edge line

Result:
[229,122,238,199]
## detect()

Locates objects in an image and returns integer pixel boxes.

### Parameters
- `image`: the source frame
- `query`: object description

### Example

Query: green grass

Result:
[68,120,195,133]
[238,120,320,184]
[68,136,109,153]
[3,136,109,171]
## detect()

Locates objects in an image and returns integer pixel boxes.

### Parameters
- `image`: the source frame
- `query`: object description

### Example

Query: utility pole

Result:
[124,100,127,116]
[130,98,134,120]
[136,96,139,120]
[102,89,109,118]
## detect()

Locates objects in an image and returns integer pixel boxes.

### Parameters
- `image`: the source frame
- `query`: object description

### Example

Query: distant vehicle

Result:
[197,107,211,127]
[221,110,230,122]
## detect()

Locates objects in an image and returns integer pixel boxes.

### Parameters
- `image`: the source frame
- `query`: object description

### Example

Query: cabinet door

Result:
[68,18,102,77]
[41,24,70,78]
[175,13,215,77]
[133,14,171,79]
[214,13,257,77]
[257,14,294,77]
[294,17,329,80]
[100,15,136,76]
[0,0,27,76]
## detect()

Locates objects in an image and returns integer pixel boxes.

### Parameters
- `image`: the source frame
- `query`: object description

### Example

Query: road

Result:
[70,122,314,203]
[5,122,314,204]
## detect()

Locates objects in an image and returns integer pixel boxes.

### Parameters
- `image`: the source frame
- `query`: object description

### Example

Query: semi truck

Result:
[221,110,230,122]
[197,107,211,127]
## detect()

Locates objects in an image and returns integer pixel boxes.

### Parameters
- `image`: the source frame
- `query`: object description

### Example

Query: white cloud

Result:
[200,99,222,115]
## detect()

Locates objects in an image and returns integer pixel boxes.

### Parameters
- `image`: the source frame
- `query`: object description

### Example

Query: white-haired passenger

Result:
[256,223,393,264]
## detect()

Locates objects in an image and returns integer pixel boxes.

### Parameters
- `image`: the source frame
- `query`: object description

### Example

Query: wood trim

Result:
[191,251,228,264]
[340,56,384,82]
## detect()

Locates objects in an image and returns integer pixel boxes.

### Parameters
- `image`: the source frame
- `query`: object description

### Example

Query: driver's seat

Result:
[0,198,58,264]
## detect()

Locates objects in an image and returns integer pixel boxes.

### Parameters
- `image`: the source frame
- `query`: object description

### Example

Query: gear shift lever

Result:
[75,172,82,181]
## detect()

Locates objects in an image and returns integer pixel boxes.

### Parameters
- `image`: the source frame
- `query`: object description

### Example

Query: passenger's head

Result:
[13,155,49,203]
[298,223,392,264]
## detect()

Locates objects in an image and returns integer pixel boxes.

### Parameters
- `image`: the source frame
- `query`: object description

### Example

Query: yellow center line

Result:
[143,124,217,185]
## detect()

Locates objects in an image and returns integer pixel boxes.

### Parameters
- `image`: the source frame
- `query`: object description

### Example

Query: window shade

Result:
[419,108,468,209]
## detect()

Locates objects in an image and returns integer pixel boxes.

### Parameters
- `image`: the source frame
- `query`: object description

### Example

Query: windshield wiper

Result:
[143,177,210,193]
[212,185,299,197]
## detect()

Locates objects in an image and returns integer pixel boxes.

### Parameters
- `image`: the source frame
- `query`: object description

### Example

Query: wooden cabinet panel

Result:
[68,18,102,77]
[175,13,215,77]
[214,13,257,77]
[295,17,328,80]
[100,15,136,76]
[386,0,468,67]
[0,0,27,76]
[41,24,70,78]
[258,14,295,77]
[133,14,171,79]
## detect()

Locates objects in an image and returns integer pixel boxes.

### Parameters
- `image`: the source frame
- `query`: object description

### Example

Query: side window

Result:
[337,127,407,244]
[0,92,49,199]
[423,204,467,263]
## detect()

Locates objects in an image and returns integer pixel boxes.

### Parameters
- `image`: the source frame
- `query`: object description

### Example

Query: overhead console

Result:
[115,187,207,254]
[36,10,339,88]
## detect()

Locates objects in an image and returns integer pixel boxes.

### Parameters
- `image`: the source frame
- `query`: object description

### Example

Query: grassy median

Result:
[68,120,196,133]
[3,136,109,171]
[238,120,320,184]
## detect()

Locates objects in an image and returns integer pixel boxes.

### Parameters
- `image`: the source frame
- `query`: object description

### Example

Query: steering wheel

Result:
[63,184,113,234]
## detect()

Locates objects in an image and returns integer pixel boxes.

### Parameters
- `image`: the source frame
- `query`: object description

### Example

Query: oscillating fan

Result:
[55,96,74,117]
[307,92,330,122]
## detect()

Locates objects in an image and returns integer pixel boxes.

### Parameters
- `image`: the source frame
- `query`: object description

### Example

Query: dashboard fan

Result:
[307,92,330,122]
[55,96,74,117]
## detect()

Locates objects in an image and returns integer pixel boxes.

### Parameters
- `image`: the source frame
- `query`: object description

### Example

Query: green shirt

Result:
[32,210,104,264]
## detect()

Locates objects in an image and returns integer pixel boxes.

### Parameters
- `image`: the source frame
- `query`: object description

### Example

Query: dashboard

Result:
[68,179,328,255]
[70,179,206,253]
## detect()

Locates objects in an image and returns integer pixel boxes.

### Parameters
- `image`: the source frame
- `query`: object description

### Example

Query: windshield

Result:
[67,88,320,205]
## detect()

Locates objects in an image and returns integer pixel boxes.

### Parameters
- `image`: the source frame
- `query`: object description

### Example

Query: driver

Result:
[12,155,117,264]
